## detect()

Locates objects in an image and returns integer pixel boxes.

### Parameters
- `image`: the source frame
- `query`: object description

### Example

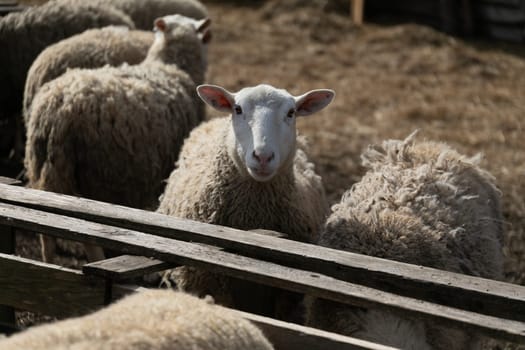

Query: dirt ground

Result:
[3,0,525,347]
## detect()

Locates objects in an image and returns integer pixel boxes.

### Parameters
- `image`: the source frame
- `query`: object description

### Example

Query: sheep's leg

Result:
[84,244,105,262]
[40,234,57,263]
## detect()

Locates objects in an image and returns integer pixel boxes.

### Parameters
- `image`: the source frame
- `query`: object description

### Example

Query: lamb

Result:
[0,289,274,350]
[0,0,134,158]
[25,14,210,262]
[158,83,334,317]
[305,131,504,350]
[81,0,208,30]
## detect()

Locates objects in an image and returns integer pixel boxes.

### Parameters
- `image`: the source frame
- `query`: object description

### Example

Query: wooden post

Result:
[350,0,364,26]
[0,224,15,332]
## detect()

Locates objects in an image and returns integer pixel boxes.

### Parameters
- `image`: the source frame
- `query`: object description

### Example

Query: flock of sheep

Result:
[0,0,505,349]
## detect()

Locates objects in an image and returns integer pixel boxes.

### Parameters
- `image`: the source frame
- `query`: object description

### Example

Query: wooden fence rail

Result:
[0,183,524,347]
[1,183,523,321]
[0,253,393,350]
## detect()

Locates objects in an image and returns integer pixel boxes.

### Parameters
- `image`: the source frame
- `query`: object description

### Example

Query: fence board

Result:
[1,184,524,323]
[236,310,398,350]
[0,253,105,318]
[0,254,398,350]
[0,222,15,329]
[0,202,524,343]
[83,255,175,281]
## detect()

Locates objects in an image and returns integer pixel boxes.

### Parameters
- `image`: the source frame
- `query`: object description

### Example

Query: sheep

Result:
[304,131,504,350]
[25,14,210,263]
[0,289,274,350]
[23,26,154,122]
[80,0,209,30]
[158,83,334,318]
[24,13,212,121]
[0,0,134,158]
[23,18,211,150]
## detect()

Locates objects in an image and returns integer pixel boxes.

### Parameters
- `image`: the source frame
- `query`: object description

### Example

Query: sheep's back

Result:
[323,135,503,277]
[24,27,153,121]
[26,63,200,209]
[308,134,503,350]
[0,290,273,350]
[108,0,208,30]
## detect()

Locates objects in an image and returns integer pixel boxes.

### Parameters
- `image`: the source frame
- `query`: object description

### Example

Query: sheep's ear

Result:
[294,89,335,116]
[196,18,212,43]
[154,17,167,32]
[197,85,235,113]
[196,18,211,33]
[201,29,212,44]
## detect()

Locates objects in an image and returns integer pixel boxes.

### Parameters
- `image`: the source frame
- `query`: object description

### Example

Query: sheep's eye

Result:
[287,108,295,118]
[234,105,242,115]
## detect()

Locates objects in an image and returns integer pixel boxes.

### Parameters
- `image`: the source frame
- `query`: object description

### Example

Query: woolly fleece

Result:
[24,26,154,121]
[0,289,274,350]
[306,131,504,350]
[25,22,205,210]
[0,0,134,144]
[158,116,327,315]
[93,0,208,30]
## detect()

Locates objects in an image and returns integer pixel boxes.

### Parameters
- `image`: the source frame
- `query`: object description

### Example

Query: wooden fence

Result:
[0,180,524,349]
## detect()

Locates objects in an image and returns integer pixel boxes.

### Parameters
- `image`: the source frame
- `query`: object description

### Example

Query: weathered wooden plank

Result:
[0,203,524,343]
[0,224,15,328]
[0,253,106,318]
[1,184,524,323]
[236,309,398,350]
[0,259,396,350]
[0,177,21,186]
[83,255,175,281]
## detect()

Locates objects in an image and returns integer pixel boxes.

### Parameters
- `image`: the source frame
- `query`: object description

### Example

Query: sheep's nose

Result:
[252,150,275,166]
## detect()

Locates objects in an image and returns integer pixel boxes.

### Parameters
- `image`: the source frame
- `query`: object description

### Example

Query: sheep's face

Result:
[197,84,335,182]
[153,14,211,70]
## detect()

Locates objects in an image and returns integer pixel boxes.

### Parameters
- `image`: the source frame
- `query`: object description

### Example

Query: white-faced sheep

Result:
[305,131,504,350]
[25,15,210,262]
[0,0,134,157]
[0,289,274,350]
[158,83,334,318]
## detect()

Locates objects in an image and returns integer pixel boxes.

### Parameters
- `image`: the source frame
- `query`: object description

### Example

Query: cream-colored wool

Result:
[0,0,134,148]
[25,16,208,262]
[26,18,206,209]
[84,0,208,30]
[0,290,274,350]
[159,117,327,242]
[305,131,504,350]
[158,116,327,317]
[24,26,154,121]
